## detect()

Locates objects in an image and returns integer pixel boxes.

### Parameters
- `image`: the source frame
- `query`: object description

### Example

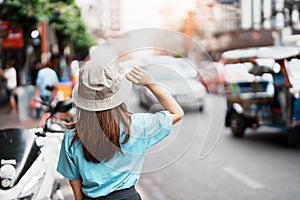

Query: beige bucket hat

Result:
[72,60,132,111]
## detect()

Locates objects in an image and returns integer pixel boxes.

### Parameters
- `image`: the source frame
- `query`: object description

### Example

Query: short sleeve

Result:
[36,70,43,86]
[4,69,12,79]
[57,129,81,180]
[144,111,173,148]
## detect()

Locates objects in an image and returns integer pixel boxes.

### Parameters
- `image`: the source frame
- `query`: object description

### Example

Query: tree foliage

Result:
[49,3,95,58]
[0,0,95,58]
[1,0,47,37]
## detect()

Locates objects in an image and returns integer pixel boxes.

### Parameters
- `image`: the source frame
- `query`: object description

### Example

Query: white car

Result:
[138,56,207,112]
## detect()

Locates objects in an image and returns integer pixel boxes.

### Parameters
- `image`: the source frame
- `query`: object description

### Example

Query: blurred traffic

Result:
[0,0,300,200]
[219,46,300,146]
[118,56,207,112]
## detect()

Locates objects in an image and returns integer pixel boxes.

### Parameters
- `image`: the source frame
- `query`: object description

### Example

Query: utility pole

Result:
[39,22,49,65]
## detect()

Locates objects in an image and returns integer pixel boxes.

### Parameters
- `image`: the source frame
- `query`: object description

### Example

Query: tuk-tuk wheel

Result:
[229,112,246,138]
[199,106,204,113]
[287,128,300,147]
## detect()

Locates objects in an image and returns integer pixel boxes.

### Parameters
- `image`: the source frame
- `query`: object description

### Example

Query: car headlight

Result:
[18,167,46,199]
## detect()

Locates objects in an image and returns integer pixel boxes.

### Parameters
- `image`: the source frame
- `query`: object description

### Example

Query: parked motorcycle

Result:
[0,97,73,199]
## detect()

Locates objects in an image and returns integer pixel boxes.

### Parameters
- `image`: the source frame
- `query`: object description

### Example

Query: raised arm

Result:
[126,66,184,124]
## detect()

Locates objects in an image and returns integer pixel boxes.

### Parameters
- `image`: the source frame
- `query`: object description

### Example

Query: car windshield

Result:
[222,62,273,83]
[144,64,196,80]
[222,63,254,82]
[286,59,300,84]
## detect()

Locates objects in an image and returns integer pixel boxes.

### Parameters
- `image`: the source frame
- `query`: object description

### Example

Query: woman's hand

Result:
[126,66,154,86]
[126,66,184,124]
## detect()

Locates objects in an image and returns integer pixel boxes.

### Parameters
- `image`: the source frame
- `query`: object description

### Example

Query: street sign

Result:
[2,29,24,49]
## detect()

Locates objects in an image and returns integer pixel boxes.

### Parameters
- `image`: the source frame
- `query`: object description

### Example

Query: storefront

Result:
[0,27,25,103]
[1,28,25,84]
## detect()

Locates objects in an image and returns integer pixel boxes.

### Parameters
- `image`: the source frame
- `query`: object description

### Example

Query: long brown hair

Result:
[69,103,131,163]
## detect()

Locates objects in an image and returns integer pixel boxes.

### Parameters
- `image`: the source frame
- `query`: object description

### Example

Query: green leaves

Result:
[50,3,95,57]
[0,0,95,57]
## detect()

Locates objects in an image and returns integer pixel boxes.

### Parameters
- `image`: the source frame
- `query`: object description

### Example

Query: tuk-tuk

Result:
[222,46,300,146]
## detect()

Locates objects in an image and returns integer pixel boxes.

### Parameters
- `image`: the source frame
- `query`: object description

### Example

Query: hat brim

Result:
[72,76,132,111]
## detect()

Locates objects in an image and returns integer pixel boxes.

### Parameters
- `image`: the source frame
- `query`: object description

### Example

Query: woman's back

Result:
[58,111,172,197]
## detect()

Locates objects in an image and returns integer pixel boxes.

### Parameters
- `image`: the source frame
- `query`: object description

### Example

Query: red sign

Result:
[2,29,24,49]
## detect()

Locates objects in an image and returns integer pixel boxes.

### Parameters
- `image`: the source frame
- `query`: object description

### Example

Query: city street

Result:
[1,0,300,199]
[1,94,299,199]
[131,94,300,200]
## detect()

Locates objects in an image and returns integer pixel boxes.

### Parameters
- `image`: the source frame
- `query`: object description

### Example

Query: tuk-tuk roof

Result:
[282,34,300,46]
[221,48,258,60]
[221,46,300,64]
[257,46,300,60]
[220,48,258,64]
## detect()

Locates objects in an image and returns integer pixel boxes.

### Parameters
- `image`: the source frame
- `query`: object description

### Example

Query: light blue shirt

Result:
[36,67,59,98]
[57,111,172,198]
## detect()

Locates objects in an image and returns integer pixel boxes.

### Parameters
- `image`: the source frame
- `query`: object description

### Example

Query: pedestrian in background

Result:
[59,56,71,82]
[31,62,59,118]
[51,54,62,80]
[30,61,43,85]
[70,59,80,86]
[57,62,184,200]
[0,60,17,114]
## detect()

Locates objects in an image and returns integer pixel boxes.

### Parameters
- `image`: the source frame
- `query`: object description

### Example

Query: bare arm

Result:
[146,83,184,124]
[69,179,83,200]
[126,66,184,124]
[0,68,6,80]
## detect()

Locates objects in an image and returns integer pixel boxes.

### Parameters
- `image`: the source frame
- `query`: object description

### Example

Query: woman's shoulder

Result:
[131,112,149,118]
[130,112,151,123]
[63,128,76,143]
[128,111,172,148]
[62,128,82,152]
[65,127,76,134]
[130,111,171,126]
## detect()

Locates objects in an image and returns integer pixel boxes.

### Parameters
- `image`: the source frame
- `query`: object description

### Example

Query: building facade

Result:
[191,0,300,60]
